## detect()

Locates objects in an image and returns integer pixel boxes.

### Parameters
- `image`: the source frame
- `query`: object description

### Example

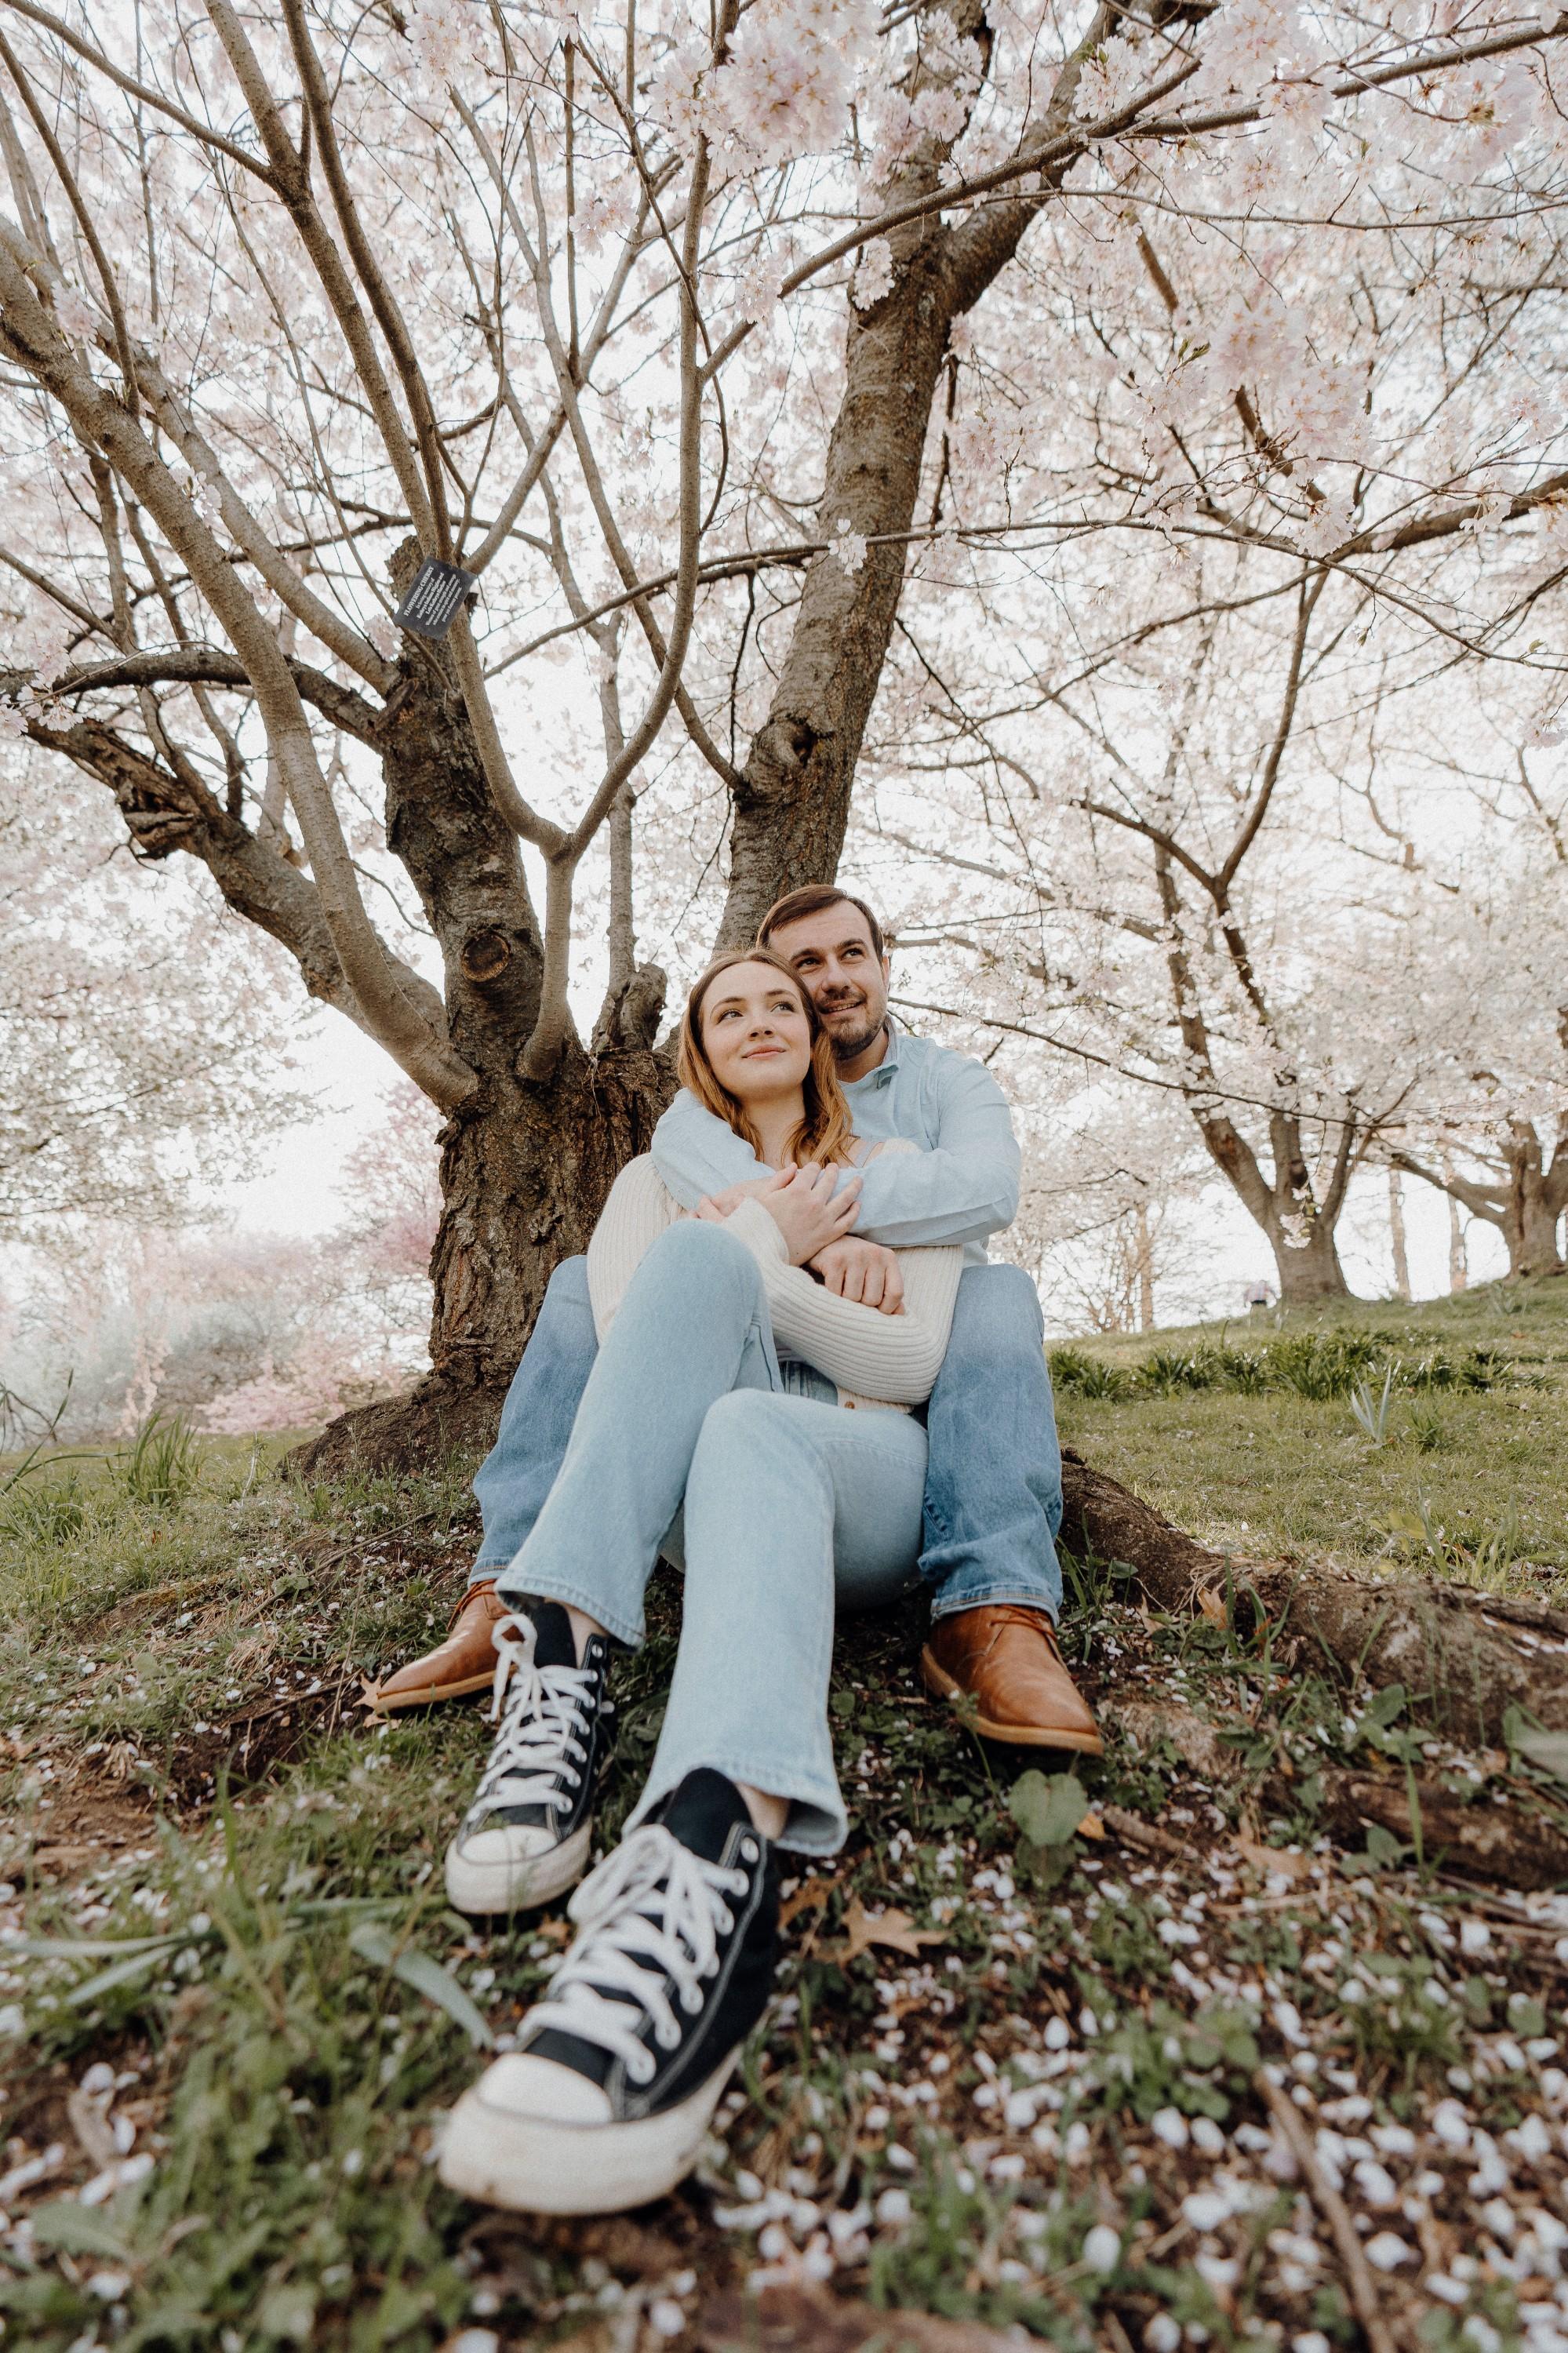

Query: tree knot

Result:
[460,927,513,984]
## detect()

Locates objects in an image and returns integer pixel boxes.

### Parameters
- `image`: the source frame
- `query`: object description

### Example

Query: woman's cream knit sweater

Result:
[584,1153,963,1411]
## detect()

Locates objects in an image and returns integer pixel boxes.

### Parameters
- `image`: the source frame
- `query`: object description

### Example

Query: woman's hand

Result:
[738,1162,861,1265]
[809,1236,905,1315]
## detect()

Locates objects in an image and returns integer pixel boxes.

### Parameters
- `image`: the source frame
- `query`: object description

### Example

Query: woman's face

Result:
[699,962,813,1104]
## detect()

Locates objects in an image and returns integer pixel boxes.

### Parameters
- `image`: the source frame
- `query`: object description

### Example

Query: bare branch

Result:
[0,0,276,180]
[2,646,384,742]
[202,0,438,551]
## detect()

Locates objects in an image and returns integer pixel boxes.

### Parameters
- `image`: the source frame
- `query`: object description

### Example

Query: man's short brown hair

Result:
[756,884,886,962]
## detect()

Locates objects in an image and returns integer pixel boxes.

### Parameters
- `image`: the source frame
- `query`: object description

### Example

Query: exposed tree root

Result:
[699,2282,1025,2353]
[283,1373,500,1482]
[1062,1447,1568,1747]
[1311,1773,1568,1891]
[1112,1698,1568,1891]
[289,1408,1565,1769]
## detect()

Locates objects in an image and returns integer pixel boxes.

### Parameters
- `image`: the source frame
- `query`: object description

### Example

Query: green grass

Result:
[1052,1275,1568,1599]
[0,1319,1565,2353]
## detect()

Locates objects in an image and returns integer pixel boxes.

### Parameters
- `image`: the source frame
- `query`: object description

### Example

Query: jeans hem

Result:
[630,1757,847,1857]
[929,1584,1060,1625]
[493,1573,644,1650]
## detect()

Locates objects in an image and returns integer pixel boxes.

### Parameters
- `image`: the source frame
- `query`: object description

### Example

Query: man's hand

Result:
[809,1236,904,1315]
[694,1174,784,1218]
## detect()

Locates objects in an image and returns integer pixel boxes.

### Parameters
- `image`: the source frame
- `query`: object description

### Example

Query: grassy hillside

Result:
[0,1283,1565,2353]
[1051,1275,1568,1602]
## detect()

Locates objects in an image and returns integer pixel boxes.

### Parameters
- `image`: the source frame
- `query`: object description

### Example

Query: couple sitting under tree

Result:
[369,885,1101,2217]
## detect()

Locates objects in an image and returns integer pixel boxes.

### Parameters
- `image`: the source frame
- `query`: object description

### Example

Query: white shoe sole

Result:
[437,2051,738,2214]
[443,1817,593,1916]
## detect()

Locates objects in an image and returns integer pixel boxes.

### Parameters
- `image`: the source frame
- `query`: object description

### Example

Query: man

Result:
[374,885,1100,1752]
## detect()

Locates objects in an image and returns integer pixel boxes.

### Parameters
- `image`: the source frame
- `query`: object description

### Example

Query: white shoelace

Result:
[467,1613,598,1820]
[526,1825,751,2084]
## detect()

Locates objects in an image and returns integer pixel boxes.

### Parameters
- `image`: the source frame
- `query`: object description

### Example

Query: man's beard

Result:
[822,1004,886,1064]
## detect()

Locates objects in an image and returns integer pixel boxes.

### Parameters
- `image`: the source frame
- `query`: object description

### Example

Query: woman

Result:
[436,949,962,2218]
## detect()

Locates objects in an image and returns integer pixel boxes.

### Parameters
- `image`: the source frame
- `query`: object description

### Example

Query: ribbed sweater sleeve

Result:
[722,1198,962,1405]
[585,1156,963,1406]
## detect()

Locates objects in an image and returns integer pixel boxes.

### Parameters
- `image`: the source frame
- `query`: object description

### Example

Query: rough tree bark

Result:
[315,0,1119,1467]
[718,4,1110,943]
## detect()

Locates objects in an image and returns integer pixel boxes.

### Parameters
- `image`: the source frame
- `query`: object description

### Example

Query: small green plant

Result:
[1047,1346,1129,1399]
[1136,1347,1208,1396]
[1348,1366,1395,1445]
[0,1476,87,1546]
[1051,1326,1515,1412]
[1407,1400,1449,1452]
[1406,1499,1526,1589]
[117,1411,199,1511]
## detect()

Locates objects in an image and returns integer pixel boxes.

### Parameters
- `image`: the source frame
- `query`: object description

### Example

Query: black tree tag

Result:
[394,556,478,641]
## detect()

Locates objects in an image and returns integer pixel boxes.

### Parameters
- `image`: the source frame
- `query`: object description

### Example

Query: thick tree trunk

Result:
[715,5,1108,942]
[1507,1195,1566,1278]
[1267,1215,1352,1304]
[1501,1126,1566,1278]
[288,564,673,1476]
[1193,1104,1355,1308]
[1396,1126,1567,1285]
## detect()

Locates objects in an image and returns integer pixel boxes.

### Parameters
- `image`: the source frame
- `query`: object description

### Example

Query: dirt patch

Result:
[3,1667,364,1889]
[162,1671,362,1811]
[2,1780,161,1882]
[699,2283,1026,2353]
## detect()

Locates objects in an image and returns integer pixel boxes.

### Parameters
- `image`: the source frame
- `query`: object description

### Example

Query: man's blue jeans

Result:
[473,1253,1064,1623]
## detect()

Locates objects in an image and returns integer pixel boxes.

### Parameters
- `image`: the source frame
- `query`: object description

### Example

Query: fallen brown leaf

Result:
[779,1876,835,1928]
[1234,1837,1311,1880]
[829,1897,946,1966]
[1197,1587,1228,1627]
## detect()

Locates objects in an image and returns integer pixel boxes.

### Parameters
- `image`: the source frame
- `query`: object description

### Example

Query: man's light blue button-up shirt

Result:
[650,1027,1020,1264]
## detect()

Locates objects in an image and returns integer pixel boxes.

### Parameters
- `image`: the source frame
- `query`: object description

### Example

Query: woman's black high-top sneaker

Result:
[438,1769,778,2213]
[444,1605,615,1916]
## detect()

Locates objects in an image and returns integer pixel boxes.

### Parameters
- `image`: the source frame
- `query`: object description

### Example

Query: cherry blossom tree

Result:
[1382,774,1568,1278]
[7,1086,443,1438]
[0,0,1564,1464]
[1,737,306,1231]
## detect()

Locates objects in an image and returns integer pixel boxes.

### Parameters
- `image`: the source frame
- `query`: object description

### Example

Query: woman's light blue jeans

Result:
[495,1220,926,1856]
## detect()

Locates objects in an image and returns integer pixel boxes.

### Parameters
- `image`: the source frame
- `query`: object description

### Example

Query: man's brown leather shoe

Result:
[371,1580,510,1712]
[921,1604,1103,1752]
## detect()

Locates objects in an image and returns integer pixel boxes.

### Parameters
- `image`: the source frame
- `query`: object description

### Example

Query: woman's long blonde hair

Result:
[678,948,856,1169]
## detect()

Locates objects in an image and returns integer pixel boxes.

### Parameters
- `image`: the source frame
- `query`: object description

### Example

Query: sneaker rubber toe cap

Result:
[474,2052,614,2126]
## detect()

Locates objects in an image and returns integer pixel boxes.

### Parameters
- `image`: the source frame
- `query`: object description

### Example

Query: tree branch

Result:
[2,647,384,743]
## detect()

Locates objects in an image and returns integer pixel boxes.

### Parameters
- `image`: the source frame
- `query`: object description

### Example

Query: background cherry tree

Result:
[0,736,306,1231]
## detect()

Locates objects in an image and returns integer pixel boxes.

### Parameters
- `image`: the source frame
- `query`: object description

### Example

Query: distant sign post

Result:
[395,557,478,642]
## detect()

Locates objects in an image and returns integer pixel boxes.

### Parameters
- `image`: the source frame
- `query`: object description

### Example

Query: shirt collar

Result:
[848,1020,902,1089]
